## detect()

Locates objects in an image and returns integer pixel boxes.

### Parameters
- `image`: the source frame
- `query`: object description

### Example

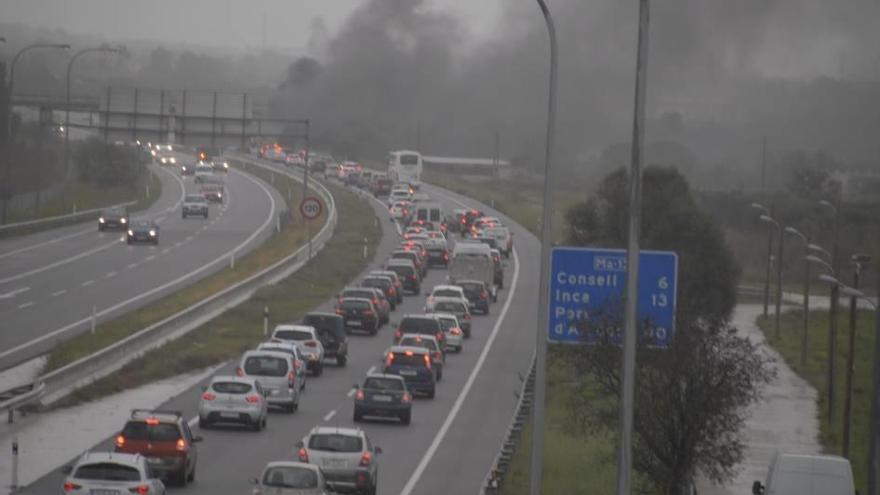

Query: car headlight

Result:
[151,150,156,156]
[99,217,105,223]
[160,158,166,163]
[127,230,134,236]
[120,218,127,224]
[149,230,156,236]
[223,163,229,169]
[170,157,176,164]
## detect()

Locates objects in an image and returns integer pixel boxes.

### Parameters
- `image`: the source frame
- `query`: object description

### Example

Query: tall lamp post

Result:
[842,254,871,458]
[808,253,839,422]
[529,2,558,494]
[759,213,784,337]
[785,226,811,368]
[64,45,123,181]
[752,202,774,317]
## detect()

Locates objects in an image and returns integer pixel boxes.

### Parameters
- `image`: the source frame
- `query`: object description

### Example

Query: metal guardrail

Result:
[0,382,45,423]
[0,200,139,233]
[482,352,537,494]
[1,156,336,414]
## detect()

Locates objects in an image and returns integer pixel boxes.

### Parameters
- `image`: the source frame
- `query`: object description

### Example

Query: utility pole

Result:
[760,136,767,192]
[763,204,775,318]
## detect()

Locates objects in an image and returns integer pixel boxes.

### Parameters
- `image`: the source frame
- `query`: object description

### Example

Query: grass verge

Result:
[50,178,380,407]
[44,161,314,372]
[758,308,877,492]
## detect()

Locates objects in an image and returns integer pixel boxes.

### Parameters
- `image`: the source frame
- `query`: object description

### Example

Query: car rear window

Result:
[459,282,483,293]
[435,301,466,313]
[211,382,252,394]
[308,434,363,453]
[262,466,318,489]
[74,463,141,481]
[343,290,374,299]
[400,337,437,351]
[244,356,289,377]
[389,352,429,367]
[435,289,460,298]
[362,278,389,289]
[400,317,440,332]
[364,378,405,391]
[303,314,342,331]
[437,317,457,331]
[386,265,412,278]
[342,299,370,309]
[121,421,181,441]
[274,329,313,341]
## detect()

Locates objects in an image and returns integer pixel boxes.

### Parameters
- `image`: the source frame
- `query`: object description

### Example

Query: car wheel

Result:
[427,387,435,399]
[337,355,347,367]
[187,463,195,482]
[251,418,262,432]
[126,239,132,245]
[204,212,209,219]
[353,409,363,422]
[400,411,411,425]
[484,306,490,315]
[289,402,298,414]
[198,417,210,429]
[177,467,188,487]
[98,225,103,231]
[181,213,186,219]
[437,369,443,382]
[316,363,324,376]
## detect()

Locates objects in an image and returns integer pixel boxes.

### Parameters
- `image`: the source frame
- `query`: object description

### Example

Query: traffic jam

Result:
[63,147,514,495]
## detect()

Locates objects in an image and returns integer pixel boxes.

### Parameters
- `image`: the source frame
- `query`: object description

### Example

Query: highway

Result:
[0,159,283,372]
[18,156,539,495]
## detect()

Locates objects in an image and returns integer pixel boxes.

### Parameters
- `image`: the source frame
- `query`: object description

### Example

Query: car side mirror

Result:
[61,464,73,475]
[192,436,203,443]
[296,440,305,448]
[374,446,383,455]
[249,477,259,485]
[353,383,360,389]
[752,481,764,495]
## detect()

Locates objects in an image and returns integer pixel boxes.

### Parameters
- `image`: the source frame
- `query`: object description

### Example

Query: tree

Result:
[75,138,141,187]
[562,166,774,494]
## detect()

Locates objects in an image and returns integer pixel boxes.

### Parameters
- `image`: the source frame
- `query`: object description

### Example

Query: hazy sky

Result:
[0,0,504,51]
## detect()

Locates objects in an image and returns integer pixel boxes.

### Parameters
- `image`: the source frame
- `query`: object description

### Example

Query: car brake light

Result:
[305,341,318,347]
[176,438,186,451]
[480,291,488,299]
[402,392,412,403]
[298,447,309,462]
[63,482,82,492]
[385,353,394,367]
[128,485,150,494]
[410,274,417,280]
[356,389,365,401]
[294,359,302,371]
[395,329,402,340]
[145,418,159,425]
[288,371,296,386]
[115,435,125,448]
[335,308,345,315]
[424,354,432,369]
[201,392,216,401]
[271,338,281,343]
[389,287,396,295]
[464,313,472,320]
[372,298,378,305]
[245,394,261,403]
[360,451,373,467]
[434,351,442,361]
[451,328,462,336]
[236,367,244,376]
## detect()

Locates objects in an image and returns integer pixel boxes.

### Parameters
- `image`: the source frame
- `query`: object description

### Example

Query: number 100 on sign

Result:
[547,247,678,347]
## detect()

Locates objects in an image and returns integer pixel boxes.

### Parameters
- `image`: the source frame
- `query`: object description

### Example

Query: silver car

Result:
[297,426,381,495]
[198,375,268,431]
[434,313,464,352]
[257,341,308,392]
[250,461,328,495]
[271,324,325,376]
[237,350,300,413]
[61,452,165,495]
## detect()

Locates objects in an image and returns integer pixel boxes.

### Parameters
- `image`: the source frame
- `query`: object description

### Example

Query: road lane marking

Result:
[161,249,170,254]
[323,410,337,422]
[0,239,119,285]
[367,365,376,375]
[105,271,118,278]
[127,263,138,270]
[51,289,67,297]
[17,301,35,309]
[0,228,93,261]
[400,247,521,495]
[347,388,357,398]
[185,236,194,242]
[145,255,156,262]
[0,168,278,363]
[81,280,95,287]
[0,286,30,299]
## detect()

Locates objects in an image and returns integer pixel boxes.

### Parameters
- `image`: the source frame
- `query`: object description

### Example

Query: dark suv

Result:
[98,207,129,231]
[393,314,445,349]
[385,259,421,294]
[303,312,348,366]
[336,297,380,335]
[114,409,201,486]
[384,346,436,398]
[458,279,491,315]
[361,275,398,310]
[371,176,393,197]
[390,249,427,278]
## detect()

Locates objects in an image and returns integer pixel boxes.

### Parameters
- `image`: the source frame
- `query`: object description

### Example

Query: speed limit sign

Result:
[299,196,323,220]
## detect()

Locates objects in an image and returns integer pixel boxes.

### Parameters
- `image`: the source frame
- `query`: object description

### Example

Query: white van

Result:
[413,202,444,228]
[752,452,855,495]
[388,150,423,190]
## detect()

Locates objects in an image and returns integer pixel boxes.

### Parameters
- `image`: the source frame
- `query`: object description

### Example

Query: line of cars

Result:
[63,160,509,494]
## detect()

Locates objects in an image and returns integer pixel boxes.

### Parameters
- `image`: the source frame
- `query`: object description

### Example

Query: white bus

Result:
[387,150,423,190]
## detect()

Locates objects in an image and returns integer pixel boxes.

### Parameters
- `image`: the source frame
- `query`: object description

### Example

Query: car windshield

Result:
[459,282,483,294]
[274,329,313,341]
[364,377,405,391]
[74,463,141,481]
[262,466,318,489]
[211,381,252,394]
[400,154,419,165]
[244,356,288,377]
[308,434,363,453]
[121,421,180,441]
[130,221,152,229]
[102,209,124,217]
[303,314,341,331]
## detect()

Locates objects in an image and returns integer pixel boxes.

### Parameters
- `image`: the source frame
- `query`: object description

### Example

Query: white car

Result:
[62,452,165,495]
[198,375,268,431]
[272,324,325,376]
[193,164,214,183]
[389,201,411,222]
[237,350,301,413]
[426,285,468,312]
[434,312,464,352]
[297,426,381,495]
[249,461,327,495]
[387,189,412,207]
[257,341,307,391]
[484,226,513,257]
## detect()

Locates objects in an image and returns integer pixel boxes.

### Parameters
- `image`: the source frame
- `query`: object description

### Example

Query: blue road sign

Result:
[548,247,678,347]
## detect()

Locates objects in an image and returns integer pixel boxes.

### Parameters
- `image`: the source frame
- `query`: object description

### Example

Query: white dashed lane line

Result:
[161,249,170,255]
[51,290,66,297]
[17,301,35,309]
[145,255,156,262]
[323,410,337,422]
[105,271,118,278]
[346,388,357,398]
[81,280,95,287]
[0,286,30,299]
[127,263,138,270]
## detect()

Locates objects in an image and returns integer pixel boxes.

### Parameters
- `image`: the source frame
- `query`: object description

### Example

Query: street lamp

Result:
[785,226,811,368]
[818,197,842,425]
[808,243,833,262]
[760,214,784,338]
[64,45,124,181]
[530,1,558,495]
[752,202,774,317]
[841,254,871,458]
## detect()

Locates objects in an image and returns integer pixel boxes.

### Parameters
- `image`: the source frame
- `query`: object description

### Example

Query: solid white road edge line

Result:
[0,286,30,299]
[324,410,337,422]
[0,169,277,362]
[400,246,521,495]
[17,301,35,309]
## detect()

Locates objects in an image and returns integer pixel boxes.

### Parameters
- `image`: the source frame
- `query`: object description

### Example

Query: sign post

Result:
[547,247,677,346]
[300,196,323,261]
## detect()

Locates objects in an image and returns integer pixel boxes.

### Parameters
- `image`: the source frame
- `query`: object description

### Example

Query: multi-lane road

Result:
[0,159,283,371]
[17,156,539,495]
